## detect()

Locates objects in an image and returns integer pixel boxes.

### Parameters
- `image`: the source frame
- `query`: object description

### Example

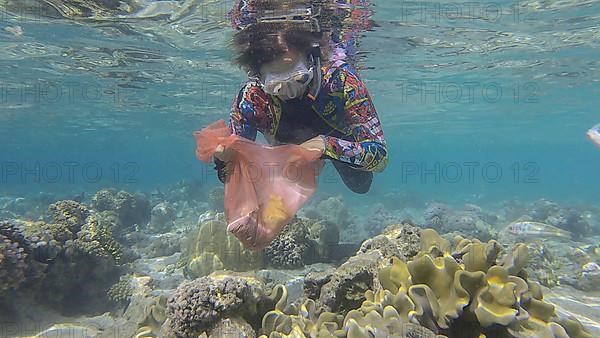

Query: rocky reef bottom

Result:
[2,224,598,338]
[1,191,599,338]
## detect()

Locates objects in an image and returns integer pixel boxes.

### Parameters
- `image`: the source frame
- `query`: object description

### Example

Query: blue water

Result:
[1,1,600,336]
[1,0,599,207]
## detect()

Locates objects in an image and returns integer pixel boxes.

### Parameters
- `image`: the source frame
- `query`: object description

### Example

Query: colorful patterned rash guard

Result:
[228,60,388,173]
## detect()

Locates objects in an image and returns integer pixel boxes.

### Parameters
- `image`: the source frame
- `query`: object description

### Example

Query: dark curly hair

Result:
[231,21,323,74]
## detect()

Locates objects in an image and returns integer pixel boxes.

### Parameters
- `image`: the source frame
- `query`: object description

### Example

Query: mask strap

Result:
[248,70,259,80]
[307,44,322,101]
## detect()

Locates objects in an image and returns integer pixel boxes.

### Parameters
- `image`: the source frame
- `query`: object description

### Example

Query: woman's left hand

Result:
[300,135,326,153]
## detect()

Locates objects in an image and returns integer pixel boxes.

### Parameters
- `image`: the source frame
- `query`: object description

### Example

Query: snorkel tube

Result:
[306,43,322,100]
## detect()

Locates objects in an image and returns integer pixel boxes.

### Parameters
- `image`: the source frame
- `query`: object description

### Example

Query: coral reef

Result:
[522,242,560,287]
[75,213,124,263]
[444,212,496,242]
[149,202,176,233]
[311,250,384,314]
[575,262,600,291]
[1,200,125,314]
[95,210,126,239]
[530,199,560,221]
[316,196,350,228]
[357,223,421,262]
[108,278,133,305]
[343,290,438,338]
[130,232,183,258]
[529,199,593,238]
[207,318,257,338]
[266,218,317,269]
[423,202,450,230]
[259,286,345,338]
[362,203,404,237]
[259,281,435,338]
[423,202,496,241]
[162,274,269,337]
[91,188,151,229]
[264,217,339,269]
[257,229,592,338]
[165,179,205,202]
[0,220,29,292]
[0,194,51,220]
[4,189,600,338]
[117,275,169,338]
[557,244,600,291]
[181,213,263,279]
[48,199,90,233]
[373,230,592,337]
[303,223,421,316]
[308,220,340,263]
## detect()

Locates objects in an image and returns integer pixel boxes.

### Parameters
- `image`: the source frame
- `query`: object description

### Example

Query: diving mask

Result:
[261,58,314,100]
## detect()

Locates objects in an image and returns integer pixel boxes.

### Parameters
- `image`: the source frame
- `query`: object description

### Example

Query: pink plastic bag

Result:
[194,120,322,250]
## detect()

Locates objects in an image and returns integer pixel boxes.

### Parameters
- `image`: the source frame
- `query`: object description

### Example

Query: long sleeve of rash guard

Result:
[227,67,388,173]
[321,67,388,172]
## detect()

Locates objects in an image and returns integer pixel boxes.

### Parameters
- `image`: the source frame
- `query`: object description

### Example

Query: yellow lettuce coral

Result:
[260,285,344,338]
[375,230,591,337]
[260,229,591,338]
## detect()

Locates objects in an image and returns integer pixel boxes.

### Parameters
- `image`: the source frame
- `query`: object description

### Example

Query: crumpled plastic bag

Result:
[194,120,322,250]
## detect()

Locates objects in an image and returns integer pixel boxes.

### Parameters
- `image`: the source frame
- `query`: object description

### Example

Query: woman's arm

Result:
[229,82,264,141]
[215,82,272,182]
[322,68,388,172]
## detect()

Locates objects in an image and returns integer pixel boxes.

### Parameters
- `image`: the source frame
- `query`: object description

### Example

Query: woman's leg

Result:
[331,160,373,194]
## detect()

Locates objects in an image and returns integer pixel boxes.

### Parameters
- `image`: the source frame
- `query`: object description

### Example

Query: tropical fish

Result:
[587,123,600,148]
[506,221,572,239]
